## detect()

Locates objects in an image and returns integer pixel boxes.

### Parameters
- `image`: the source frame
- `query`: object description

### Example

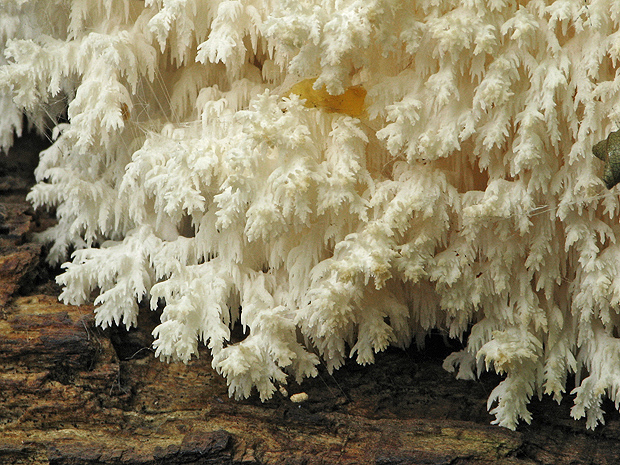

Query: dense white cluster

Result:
[3,0,620,429]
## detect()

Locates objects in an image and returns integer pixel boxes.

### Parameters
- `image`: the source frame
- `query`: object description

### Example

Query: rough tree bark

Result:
[2,133,620,465]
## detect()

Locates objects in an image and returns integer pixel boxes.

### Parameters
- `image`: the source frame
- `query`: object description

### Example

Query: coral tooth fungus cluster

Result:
[3,0,620,429]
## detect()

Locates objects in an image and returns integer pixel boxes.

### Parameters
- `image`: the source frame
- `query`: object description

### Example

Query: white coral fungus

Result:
[3,0,620,430]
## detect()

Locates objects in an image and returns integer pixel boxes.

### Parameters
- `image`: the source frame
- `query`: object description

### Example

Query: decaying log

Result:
[3,133,620,465]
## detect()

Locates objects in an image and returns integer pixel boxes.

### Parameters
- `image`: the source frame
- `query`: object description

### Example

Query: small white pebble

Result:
[278,386,288,397]
[289,392,309,403]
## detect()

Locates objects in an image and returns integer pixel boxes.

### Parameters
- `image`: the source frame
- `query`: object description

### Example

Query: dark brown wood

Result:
[2,133,620,464]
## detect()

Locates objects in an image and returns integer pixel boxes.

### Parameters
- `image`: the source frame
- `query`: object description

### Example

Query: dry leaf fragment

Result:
[593,129,620,189]
[120,102,130,121]
[284,78,366,117]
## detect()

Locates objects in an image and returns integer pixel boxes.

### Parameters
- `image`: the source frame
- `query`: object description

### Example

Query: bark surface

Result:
[2,133,620,465]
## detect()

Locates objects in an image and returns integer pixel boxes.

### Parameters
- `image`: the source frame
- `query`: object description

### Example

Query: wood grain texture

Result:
[2,132,620,465]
